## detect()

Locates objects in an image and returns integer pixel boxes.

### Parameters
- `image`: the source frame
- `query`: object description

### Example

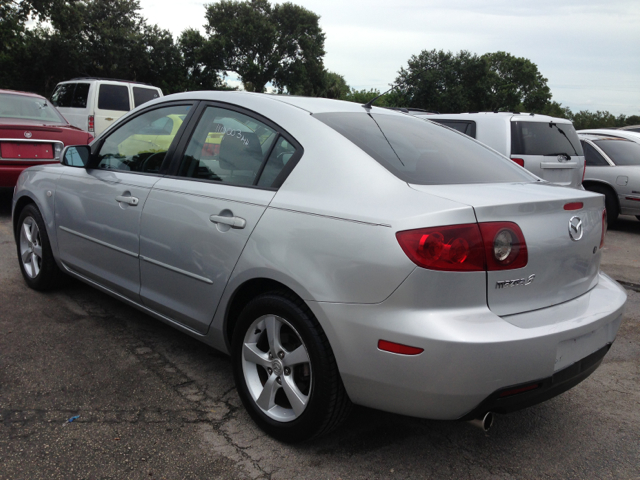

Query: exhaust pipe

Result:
[468,412,494,432]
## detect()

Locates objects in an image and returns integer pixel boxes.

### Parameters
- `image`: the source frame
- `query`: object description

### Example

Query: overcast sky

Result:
[139,0,640,116]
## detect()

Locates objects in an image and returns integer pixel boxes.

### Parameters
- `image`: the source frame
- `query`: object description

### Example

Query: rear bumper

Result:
[309,271,626,420]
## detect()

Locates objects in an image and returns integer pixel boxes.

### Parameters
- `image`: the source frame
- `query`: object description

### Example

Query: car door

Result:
[138,104,300,334]
[54,104,193,301]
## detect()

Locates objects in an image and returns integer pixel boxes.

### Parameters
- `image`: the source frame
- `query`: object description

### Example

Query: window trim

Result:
[429,119,477,138]
[87,100,199,176]
[165,100,304,191]
[581,139,615,167]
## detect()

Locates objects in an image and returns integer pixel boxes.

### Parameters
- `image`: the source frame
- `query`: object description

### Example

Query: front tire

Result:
[16,204,64,290]
[231,291,351,442]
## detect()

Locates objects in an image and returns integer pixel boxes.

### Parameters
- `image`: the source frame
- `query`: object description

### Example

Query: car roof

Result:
[412,111,573,124]
[0,89,46,99]
[578,129,640,143]
[578,132,635,142]
[162,91,403,115]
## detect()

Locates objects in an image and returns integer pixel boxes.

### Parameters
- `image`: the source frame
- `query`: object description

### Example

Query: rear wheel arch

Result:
[583,181,619,225]
[224,278,308,353]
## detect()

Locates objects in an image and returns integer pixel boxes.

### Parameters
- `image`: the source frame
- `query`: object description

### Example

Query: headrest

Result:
[218,131,263,171]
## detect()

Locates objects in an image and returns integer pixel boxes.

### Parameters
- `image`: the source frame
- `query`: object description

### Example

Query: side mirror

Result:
[62,145,91,167]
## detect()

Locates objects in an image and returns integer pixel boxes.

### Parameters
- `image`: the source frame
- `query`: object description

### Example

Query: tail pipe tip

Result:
[468,412,494,432]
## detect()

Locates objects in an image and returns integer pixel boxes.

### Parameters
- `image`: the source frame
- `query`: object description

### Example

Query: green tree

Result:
[482,51,551,112]
[394,49,552,113]
[204,0,325,93]
[177,28,228,91]
[570,110,620,130]
[316,71,349,99]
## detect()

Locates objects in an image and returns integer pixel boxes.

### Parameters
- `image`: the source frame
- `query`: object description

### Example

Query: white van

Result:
[50,78,163,137]
[410,112,586,189]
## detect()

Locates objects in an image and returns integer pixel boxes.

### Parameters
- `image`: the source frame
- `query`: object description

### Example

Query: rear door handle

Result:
[209,215,246,229]
[115,195,139,206]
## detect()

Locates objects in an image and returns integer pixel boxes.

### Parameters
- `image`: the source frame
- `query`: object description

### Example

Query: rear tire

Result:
[585,184,618,227]
[231,291,351,442]
[16,204,64,291]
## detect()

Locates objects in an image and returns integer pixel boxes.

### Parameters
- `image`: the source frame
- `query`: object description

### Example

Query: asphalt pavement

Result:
[1,189,639,480]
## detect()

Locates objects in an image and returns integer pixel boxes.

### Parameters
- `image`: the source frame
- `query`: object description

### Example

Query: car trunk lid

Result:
[410,182,604,316]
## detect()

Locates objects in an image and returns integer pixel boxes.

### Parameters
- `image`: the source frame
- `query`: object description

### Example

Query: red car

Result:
[0,89,93,188]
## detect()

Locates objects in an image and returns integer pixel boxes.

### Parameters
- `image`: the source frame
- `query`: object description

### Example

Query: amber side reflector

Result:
[378,340,424,355]
[564,202,583,210]
[498,383,540,398]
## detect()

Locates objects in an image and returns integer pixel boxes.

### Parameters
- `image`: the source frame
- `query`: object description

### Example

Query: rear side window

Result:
[593,139,640,166]
[98,84,130,111]
[51,83,75,107]
[581,141,609,166]
[314,112,535,185]
[133,87,160,107]
[71,83,90,108]
[431,119,476,138]
[511,121,584,157]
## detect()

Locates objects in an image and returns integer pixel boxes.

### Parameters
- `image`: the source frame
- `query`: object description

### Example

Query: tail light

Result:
[479,222,528,270]
[397,222,528,272]
[88,115,95,133]
[511,157,525,167]
[600,208,607,248]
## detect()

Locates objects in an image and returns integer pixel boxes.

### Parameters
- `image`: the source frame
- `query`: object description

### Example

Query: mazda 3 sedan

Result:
[12,92,626,442]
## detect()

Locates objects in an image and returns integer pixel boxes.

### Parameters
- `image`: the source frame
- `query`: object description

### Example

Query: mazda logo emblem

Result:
[569,216,583,241]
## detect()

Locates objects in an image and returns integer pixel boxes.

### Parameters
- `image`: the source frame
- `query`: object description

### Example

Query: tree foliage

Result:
[394,49,551,113]
[204,0,325,93]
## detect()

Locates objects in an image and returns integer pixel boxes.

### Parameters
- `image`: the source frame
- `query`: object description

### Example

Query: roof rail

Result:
[64,77,155,87]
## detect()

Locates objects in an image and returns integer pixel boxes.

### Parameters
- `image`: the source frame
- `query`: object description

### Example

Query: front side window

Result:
[314,112,535,185]
[581,141,609,166]
[98,84,130,111]
[71,83,90,108]
[96,105,190,173]
[177,106,284,187]
[593,139,640,166]
[511,121,584,157]
[51,83,75,108]
[133,87,161,107]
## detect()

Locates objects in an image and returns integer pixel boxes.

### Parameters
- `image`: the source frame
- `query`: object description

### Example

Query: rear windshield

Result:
[314,112,536,185]
[98,84,130,111]
[593,139,640,166]
[430,119,476,138]
[0,93,67,123]
[511,121,583,157]
[51,83,89,108]
[133,87,160,107]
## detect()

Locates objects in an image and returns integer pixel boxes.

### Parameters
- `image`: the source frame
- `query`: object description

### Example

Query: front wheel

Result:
[16,204,64,290]
[231,291,351,442]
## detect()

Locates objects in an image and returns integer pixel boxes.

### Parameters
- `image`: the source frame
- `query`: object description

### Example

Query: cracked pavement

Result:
[1,189,640,479]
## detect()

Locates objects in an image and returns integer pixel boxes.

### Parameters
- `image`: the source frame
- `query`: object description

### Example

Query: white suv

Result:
[51,78,163,136]
[411,112,586,189]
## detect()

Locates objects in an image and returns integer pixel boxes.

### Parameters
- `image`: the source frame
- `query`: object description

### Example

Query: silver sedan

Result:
[12,92,626,442]
[578,131,640,225]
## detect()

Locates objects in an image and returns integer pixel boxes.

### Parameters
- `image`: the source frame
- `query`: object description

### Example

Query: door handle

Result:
[115,195,139,206]
[209,215,246,229]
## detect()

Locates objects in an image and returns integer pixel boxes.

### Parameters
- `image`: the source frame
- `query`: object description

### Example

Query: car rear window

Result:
[313,112,535,185]
[593,139,640,166]
[0,93,66,123]
[133,87,160,107]
[98,84,130,111]
[511,121,583,157]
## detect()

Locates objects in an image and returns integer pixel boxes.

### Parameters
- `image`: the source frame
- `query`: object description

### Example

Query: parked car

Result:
[578,132,640,224]
[619,125,640,133]
[0,89,93,188]
[13,92,625,442]
[50,78,162,137]
[410,112,586,188]
[578,128,640,143]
